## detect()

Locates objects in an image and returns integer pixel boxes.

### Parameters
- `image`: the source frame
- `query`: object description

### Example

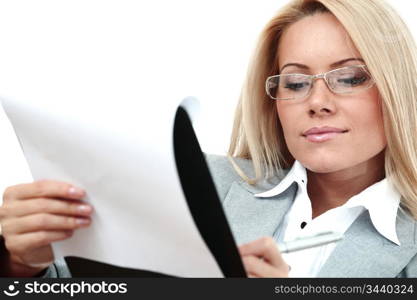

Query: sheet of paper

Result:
[1,95,223,277]
[0,106,33,200]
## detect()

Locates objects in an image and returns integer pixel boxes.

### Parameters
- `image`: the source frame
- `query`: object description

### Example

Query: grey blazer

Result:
[46,154,417,277]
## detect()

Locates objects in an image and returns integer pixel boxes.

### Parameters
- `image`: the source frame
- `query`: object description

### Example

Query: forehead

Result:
[278,13,361,70]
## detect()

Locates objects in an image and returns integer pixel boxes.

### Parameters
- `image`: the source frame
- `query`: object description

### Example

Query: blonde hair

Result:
[228,0,417,219]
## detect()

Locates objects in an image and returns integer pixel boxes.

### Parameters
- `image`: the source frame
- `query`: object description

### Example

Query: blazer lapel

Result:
[318,209,417,277]
[222,180,297,245]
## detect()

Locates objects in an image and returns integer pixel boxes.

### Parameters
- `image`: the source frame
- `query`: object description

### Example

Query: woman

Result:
[221,0,417,277]
[1,0,417,277]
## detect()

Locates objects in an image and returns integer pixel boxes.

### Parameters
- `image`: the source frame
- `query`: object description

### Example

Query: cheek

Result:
[350,87,385,140]
[276,102,300,147]
[276,102,294,135]
[352,98,386,147]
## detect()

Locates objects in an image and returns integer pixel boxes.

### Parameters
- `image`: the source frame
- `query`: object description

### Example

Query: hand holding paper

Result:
[0,180,92,276]
[1,96,228,277]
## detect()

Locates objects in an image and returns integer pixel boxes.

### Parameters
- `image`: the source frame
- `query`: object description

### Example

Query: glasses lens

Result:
[266,74,311,100]
[327,66,373,94]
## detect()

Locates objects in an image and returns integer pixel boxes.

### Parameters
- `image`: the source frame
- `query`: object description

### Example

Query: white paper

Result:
[1,95,222,277]
[0,106,33,200]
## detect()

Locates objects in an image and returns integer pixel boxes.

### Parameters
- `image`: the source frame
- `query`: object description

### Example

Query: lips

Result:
[302,126,349,143]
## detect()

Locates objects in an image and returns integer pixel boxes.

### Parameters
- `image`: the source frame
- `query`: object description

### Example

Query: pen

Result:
[277,231,344,253]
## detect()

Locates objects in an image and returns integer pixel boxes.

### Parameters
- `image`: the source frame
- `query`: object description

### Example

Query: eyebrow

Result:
[279,58,365,73]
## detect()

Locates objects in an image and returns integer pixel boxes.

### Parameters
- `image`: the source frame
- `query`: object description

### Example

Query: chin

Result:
[298,155,349,174]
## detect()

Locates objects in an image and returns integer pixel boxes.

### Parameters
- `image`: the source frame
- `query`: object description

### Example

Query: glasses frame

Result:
[265,64,375,101]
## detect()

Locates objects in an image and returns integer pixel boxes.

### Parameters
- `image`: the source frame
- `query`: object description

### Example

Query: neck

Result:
[306,151,385,219]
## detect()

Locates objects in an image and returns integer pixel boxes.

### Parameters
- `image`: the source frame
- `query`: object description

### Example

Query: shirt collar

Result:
[342,178,401,245]
[254,160,307,198]
[254,161,401,246]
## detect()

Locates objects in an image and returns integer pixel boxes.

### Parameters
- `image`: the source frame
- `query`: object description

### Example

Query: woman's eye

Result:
[337,76,367,86]
[284,82,309,91]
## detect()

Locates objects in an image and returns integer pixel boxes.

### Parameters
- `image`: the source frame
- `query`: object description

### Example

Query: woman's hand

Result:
[239,237,290,278]
[0,180,93,276]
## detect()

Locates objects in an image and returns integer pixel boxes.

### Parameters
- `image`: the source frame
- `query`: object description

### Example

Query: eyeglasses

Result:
[265,65,375,101]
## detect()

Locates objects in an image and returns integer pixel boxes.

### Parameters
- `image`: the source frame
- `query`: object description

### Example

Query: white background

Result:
[0,0,414,191]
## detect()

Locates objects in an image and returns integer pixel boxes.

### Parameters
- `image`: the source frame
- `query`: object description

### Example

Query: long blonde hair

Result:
[228,0,417,219]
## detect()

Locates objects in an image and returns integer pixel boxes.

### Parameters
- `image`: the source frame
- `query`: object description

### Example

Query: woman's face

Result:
[276,13,386,173]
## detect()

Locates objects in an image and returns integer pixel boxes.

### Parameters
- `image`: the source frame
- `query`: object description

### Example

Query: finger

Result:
[0,198,93,218]
[239,237,285,268]
[242,255,288,278]
[2,213,91,234]
[3,180,85,202]
[5,231,73,258]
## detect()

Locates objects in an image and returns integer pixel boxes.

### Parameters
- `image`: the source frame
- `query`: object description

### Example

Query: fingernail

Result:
[77,205,92,214]
[68,187,85,197]
[76,218,91,225]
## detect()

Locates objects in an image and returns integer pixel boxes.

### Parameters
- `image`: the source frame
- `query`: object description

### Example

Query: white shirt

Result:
[254,160,401,277]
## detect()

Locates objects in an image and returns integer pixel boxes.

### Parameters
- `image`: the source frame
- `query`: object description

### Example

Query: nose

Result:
[307,77,337,118]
